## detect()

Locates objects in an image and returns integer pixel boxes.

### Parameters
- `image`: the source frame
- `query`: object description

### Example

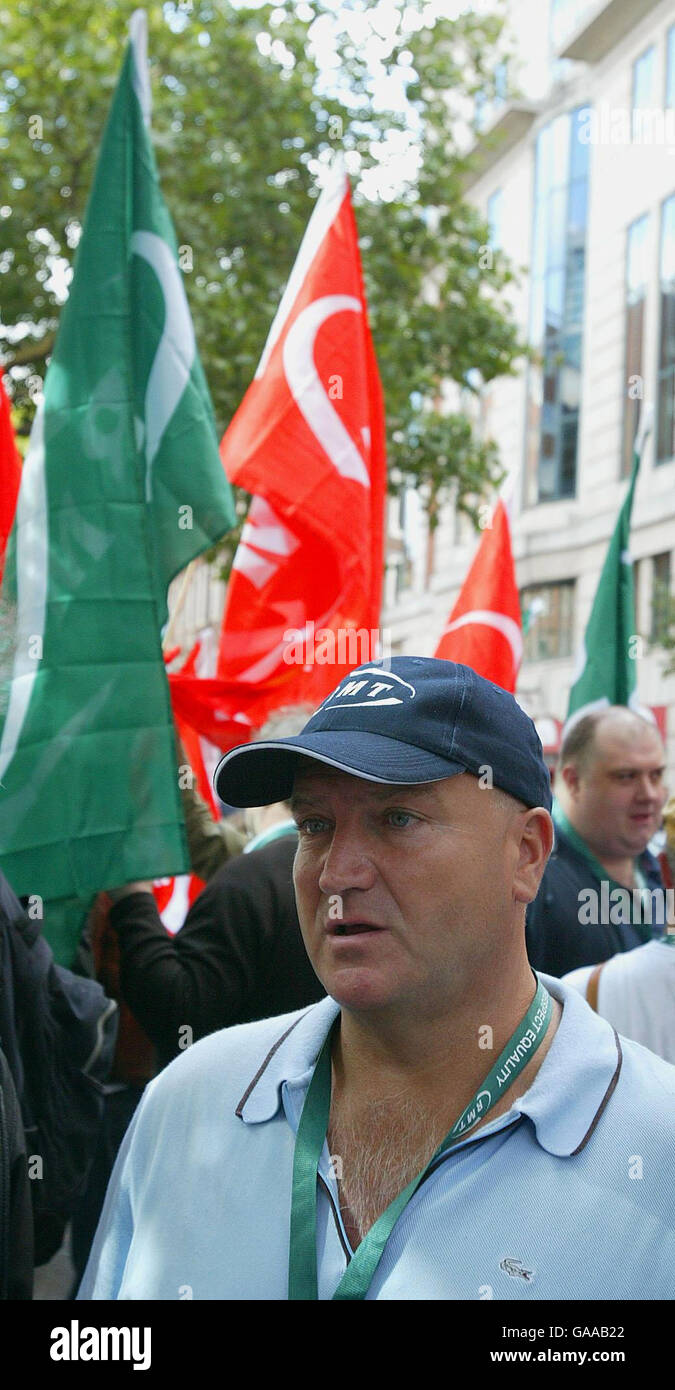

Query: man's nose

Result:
[318,829,377,896]
[635,774,660,801]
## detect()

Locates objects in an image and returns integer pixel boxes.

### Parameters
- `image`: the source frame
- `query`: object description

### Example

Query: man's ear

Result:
[513,808,554,904]
[559,760,580,798]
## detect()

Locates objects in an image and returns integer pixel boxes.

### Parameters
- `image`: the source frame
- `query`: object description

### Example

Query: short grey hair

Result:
[254,705,315,743]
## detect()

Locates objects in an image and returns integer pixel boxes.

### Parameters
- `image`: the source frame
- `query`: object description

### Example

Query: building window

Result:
[524,109,590,505]
[549,0,590,83]
[632,46,656,142]
[656,194,675,463]
[394,549,413,600]
[663,25,675,111]
[474,59,508,133]
[521,582,575,661]
[622,214,649,477]
[487,188,503,251]
[667,27,675,111]
[494,60,507,105]
[651,551,672,644]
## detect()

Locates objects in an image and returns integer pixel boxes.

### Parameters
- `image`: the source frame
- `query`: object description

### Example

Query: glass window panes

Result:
[560,352,581,408]
[551,115,571,189]
[474,89,487,133]
[623,215,649,477]
[545,268,565,326]
[667,26,675,111]
[494,61,507,104]
[525,107,589,505]
[569,107,591,183]
[487,188,503,250]
[627,214,649,299]
[661,195,675,286]
[474,60,508,133]
[567,180,588,241]
[529,278,546,342]
[564,249,585,331]
[633,47,656,118]
[651,552,672,644]
[559,417,578,496]
[535,122,554,200]
[546,187,569,268]
[521,582,575,661]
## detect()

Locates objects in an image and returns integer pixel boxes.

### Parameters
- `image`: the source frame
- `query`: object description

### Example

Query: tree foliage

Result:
[0,0,524,531]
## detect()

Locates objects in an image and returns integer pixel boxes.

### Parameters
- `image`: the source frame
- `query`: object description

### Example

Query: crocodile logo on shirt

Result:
[500,1256,535,1282]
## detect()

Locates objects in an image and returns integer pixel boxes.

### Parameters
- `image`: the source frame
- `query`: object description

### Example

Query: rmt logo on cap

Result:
[322,668,416,710]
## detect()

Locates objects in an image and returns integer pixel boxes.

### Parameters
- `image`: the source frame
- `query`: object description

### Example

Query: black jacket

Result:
[111,835,325,1070]
[0,1047,33,1299]
[526,825,663,977]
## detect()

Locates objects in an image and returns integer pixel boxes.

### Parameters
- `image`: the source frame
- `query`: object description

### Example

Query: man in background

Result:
[526,707,667,977]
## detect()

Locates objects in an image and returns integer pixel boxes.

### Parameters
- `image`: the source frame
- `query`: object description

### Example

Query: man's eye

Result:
[297,817,329,835]
[386,809,416,828]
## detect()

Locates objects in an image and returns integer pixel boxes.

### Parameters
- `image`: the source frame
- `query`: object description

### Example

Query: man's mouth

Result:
[330,922,385,937]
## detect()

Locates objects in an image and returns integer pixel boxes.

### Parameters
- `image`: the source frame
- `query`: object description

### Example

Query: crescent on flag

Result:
[441,610,523,674]
[130,230,197,500]
[434,500,522,693]
[282,294,370,488]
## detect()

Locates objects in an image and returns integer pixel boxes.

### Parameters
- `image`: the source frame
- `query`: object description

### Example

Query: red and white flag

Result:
[434,499,522,692]
[216,162,386,729]
[0,368,21,584]
[170,164,386,756]
[153,872,205,935]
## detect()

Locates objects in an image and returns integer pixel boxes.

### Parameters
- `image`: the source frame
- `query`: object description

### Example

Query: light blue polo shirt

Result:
[78,973,675,1300]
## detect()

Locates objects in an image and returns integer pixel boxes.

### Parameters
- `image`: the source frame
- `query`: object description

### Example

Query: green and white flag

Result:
[0,11,235,964]
[566,410,652,732]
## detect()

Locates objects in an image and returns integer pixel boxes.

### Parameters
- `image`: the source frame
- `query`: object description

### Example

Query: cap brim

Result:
[214,730,467,807]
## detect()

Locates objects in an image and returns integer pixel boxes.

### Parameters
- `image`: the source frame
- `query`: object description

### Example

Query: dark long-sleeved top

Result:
[526,824,664,977]
[0,1047,33,1299]
[110,836,325,1069]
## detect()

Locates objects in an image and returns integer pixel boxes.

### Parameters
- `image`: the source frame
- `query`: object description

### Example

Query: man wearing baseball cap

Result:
[80,658,675,1300]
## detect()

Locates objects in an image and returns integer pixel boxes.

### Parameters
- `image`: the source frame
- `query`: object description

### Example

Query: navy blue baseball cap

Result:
[214,657,552,812]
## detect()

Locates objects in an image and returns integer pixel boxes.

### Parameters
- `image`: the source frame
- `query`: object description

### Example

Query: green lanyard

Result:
[552,802,652,936]
[288,977,553,1301]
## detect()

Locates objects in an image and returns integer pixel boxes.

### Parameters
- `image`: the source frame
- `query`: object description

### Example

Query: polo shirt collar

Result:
[236,975,621,1158]
[236,996,339,1123]
[512,973,621,1155]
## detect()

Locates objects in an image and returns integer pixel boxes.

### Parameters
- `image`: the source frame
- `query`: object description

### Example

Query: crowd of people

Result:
[2,656,675,1300]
